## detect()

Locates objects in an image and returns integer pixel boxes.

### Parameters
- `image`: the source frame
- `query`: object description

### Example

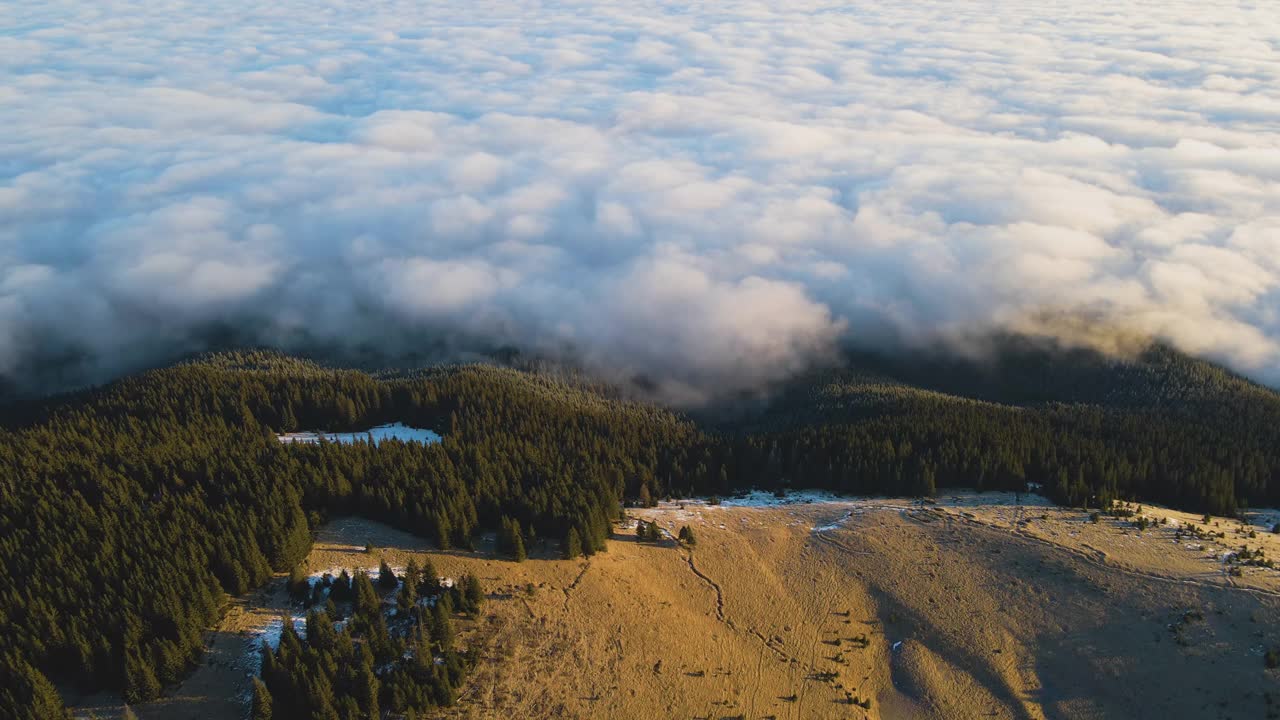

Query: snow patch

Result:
[278,423,442,446]
[813,510,854,533]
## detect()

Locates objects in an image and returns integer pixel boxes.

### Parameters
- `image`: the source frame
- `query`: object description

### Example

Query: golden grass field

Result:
[74,492,1280,720]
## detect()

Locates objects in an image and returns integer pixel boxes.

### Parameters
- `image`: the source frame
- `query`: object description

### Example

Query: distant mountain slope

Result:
[703,340,1280,429]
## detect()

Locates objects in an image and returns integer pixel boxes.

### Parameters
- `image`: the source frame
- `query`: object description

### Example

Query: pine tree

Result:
[354,644,380,718]
[430,601,454,652]
[418,558,441,597]
[434,516,452,550]
[353,571,381,620]
[123,647,161,704]
[511,527,527,562]
[500,516,527,562]
[678,525,696,546]
[259,640,277,682]
[461,574,484,614]
[398,559,420,613]
[563,527,583,559]
[331,570,353,603]
[288,564,310,601]
[0,656,71,720]
[251,676,273,720]
[378,560,398,591]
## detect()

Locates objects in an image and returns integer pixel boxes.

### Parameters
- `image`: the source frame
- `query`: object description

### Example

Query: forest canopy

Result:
[2,346,1279,716]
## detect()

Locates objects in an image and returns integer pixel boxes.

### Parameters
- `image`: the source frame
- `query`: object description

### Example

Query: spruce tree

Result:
[378,560,398,591]
[0,656,70,720]
[398,560,420,613]
[501,517,527,562]
[331,570,353,603]
[418,558,441,597]
[678,525,696,546]
[430,601,454,652]
[353,571,381,620]
[461,574,484,614]
[354,645,380,718]
[288,565,310,602]
[564,527,583,559]
[251,676,273,720]
[123,647,161,704]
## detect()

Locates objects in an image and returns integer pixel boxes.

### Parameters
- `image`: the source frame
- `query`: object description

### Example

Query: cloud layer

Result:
[3,0,1279,398]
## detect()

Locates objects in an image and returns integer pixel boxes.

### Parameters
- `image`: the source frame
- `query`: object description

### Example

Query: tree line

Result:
[3,348,1279,716]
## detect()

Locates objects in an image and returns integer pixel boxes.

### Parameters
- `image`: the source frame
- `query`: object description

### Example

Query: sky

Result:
[2,0,1279,399]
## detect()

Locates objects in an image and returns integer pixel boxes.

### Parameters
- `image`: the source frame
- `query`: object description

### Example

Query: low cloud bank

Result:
[2,0,1279,399]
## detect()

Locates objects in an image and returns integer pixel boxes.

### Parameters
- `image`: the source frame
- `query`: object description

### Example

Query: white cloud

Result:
[2,0,1279,396]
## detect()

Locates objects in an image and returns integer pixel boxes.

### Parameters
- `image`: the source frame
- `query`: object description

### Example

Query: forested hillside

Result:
[2,346,1279,717]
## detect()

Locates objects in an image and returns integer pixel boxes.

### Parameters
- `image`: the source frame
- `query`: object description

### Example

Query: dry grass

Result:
[74,495,1280,720]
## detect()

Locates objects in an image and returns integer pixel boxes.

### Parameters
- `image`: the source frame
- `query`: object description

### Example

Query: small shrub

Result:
[1266,648,1280,670]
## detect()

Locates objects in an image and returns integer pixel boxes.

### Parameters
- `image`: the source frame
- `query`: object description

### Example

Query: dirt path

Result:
[80,498,1280,720]
[682,550,726,624]
[560,559,591,611]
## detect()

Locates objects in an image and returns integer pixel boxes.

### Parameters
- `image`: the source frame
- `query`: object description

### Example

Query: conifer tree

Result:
[353,571,381,620]
[430,600,454,652]
[678,525,696,546]
[499,516,527,562]
[251,676,273,720]
[461,574,484,614]
[563,526,583,559]
[0,656,70,720]
[398,560,421,613]
[260,639,278,683]
[418,558,441,597]
[123,646,161,704]
[354,644,380,718]
[331,570,353,603]
[288,564,310,601]
[378,560,399,591]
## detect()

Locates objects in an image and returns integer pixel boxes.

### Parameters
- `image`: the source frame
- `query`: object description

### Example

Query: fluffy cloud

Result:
[2,0,1279,398]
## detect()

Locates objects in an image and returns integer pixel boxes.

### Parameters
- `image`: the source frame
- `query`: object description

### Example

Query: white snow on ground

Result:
[1243,509,1280,532]
[651,489,1053,516]
[646,489,1056,536]
[242,613,308,679]
[714,489,851,507]
[277,423,442,446]
[813,511,855,533]
[305,565,405,589]
[304,565,455,597]
[242,566,457,679]
[261,614,309,650]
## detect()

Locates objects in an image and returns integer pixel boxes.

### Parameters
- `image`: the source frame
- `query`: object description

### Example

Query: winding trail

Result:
[681,550,728,627]
[561,560,592,611]
[933,507,1280,601]
[678,546,847,720]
